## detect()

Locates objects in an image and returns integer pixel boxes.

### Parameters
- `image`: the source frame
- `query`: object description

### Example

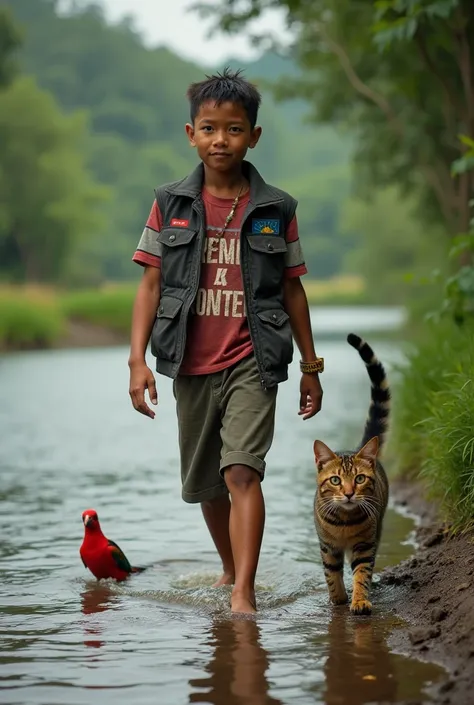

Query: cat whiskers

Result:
[363,496,383,512]
[359,498,380,521]
[319,498,339,519]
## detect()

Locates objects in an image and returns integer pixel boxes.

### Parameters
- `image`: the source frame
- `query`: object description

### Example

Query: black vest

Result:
[150,161,297,389]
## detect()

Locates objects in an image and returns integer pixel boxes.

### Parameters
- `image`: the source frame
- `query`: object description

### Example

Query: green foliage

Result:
[428,131,474,324]
[0,6,22,88]
[83,136,193,281]
[60,278,367,334]
[421,371,474,530]
[61,287,136,334]
[282,165,352,278]
[8,0,470,299]
[5,0,357,284]
[200,0,474,238]
[452,136,474,175]
[390,320,474,529]
[340,187,448,305]
[427,232,474,323]
[0,76,108,282]
[373,0,460,47]
[0,289,65,348]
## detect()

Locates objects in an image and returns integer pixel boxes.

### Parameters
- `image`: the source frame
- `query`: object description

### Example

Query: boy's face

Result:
[185,101,261,173]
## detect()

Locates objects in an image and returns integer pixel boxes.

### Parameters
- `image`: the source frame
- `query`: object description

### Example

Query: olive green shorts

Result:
[173,354,278,503]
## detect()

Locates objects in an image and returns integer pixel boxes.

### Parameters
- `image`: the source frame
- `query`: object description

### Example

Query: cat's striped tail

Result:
[347,333,391,451]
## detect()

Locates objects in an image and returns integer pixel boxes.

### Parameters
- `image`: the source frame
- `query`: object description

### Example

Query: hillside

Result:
[5,0,352,282]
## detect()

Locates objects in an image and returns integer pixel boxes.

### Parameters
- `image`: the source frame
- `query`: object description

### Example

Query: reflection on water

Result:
[320,610,441,705]
[322,611,397,705]
[81,584,118,650]
[0,308,444,704]
[189,620,282,705]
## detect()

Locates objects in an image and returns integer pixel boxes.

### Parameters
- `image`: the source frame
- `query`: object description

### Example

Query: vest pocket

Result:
[256,309,289,327]
[150,295,184,362]
[246,235,287,297]
[255,308,293,368]
[158,227,197,247]
[158,227,199,288]
[246,235,287,254]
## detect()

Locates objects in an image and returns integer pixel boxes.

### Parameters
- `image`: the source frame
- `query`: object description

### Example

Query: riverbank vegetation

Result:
[390,321,474,530]
[2,1,474,524]
[1,1,443,297]
[0,276,368,349]
[0,288,65,350]
[203,0,474,528]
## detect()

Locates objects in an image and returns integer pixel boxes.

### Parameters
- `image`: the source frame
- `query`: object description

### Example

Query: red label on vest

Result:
[170,218,189,227]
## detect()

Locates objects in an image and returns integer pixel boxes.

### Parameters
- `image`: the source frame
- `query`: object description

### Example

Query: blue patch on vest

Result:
[251,219,280,235]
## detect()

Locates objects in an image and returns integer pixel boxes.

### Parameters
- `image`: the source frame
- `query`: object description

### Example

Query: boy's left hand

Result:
[298,373,323,420]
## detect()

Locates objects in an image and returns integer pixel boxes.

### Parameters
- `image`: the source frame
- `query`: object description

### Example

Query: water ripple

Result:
[0,331,444,704]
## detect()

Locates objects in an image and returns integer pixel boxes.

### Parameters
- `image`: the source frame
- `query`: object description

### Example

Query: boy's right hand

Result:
[129,362,158,419]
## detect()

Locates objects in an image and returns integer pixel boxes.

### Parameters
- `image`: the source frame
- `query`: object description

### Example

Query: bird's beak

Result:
[83,515,91,527]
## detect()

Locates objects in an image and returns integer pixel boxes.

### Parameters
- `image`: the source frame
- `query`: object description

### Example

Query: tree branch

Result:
[454,5,474,130]
[314,23,459,233]
[452,8,474,234]
[315,24,405,141]
[415,30,465,123]
[420,163,458,232]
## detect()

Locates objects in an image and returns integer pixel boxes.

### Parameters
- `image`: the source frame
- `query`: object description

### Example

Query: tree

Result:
[0,6,22,88]
[281,164,352,278]
[0,76,108,282]
[5,0,356,284]
[340,187,447,306]
[197,0,474,239]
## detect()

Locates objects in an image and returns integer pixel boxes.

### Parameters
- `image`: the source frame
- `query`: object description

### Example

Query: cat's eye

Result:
[355,474,366,484]
[329,476,341,486]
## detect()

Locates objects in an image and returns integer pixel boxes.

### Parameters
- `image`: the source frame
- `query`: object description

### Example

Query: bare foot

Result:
[212,571,235,587]
[231,590,257,614]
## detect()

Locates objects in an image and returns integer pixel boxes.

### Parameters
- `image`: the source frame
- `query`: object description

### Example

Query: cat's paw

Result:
[350,598,372,615]
[330,593,348,606]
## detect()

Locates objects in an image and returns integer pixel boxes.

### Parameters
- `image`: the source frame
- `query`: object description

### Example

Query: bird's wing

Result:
[108,539,132,573]
[79,549,88,569]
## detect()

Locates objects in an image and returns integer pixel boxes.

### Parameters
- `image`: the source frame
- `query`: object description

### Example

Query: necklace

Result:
[215,182,246,238]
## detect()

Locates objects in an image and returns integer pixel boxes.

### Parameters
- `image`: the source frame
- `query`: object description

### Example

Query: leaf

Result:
[459,134,474,149]
[425,0,459,19]
[452,156,474,176]
[448,235,474,260]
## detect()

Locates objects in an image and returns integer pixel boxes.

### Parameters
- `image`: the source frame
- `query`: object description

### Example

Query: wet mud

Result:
[381,481,474,705]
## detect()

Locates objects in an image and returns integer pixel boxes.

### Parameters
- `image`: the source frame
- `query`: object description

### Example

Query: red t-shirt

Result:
[133,189,307,375]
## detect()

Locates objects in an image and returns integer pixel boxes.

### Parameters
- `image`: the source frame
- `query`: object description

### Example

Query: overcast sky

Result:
[99,0,287,65]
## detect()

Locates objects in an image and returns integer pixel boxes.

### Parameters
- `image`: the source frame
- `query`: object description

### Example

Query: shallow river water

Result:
[0,307,444,704]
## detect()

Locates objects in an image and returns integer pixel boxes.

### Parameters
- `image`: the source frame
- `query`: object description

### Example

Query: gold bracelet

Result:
[300,358,324,374]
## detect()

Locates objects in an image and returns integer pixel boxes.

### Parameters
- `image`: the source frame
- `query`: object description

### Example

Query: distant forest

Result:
[1,0,439,305]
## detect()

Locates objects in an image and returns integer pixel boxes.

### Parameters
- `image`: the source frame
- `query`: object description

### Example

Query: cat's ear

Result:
[356,436,379,465]
[314,440,337,468]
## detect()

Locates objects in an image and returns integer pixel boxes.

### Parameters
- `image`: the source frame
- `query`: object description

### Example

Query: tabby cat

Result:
[313,333,390,615]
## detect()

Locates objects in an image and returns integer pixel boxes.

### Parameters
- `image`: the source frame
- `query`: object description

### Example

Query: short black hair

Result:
[187,68,261,129]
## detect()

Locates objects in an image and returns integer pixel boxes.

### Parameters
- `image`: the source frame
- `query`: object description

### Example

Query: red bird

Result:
[80,509,144,582]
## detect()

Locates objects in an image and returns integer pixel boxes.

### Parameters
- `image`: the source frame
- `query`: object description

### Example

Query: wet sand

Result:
[382,481,474,704]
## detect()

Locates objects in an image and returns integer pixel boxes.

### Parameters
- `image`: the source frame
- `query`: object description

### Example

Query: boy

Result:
[128,69,323,614]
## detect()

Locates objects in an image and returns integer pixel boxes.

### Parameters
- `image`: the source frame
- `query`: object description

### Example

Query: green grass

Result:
[303,275,369,305]
[60,277,370,334]
[0,274,371,352]
[0,289,65,349]
[60,286,136,334]
[389,320,474,530]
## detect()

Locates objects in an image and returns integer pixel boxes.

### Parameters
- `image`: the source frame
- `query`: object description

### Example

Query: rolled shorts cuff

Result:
[182,482,229,505]
[219,451,266,481]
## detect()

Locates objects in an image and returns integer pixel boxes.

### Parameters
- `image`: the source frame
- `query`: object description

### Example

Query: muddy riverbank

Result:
[1,337,446,705]
[383,481,474,704]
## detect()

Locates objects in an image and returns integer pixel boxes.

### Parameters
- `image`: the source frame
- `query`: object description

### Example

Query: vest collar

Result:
[165,160,283,206]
